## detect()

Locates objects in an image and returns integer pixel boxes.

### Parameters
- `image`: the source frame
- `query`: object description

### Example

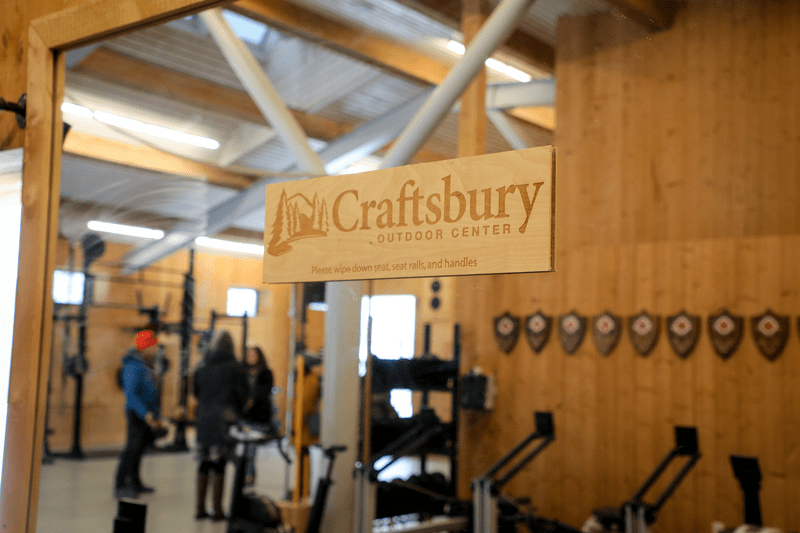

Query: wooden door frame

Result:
[1,1,231,531]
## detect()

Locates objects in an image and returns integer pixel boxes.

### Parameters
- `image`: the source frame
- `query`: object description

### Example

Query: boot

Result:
[195,472,209,519]
[211,471,226,521]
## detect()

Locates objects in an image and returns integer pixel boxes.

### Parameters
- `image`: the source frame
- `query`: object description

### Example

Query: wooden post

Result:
[1,26,59,533]
[458,0,488,158]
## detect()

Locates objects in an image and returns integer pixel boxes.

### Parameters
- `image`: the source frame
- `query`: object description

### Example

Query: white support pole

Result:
[380,0,537,169]
[199,9,327,176]
[487,109,529,150]
[485,78,554,110]
[320,281,363,533]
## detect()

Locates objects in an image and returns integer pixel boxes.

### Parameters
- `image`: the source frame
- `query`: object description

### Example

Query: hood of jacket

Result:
[122,348,152,368]
[205,346,237,365]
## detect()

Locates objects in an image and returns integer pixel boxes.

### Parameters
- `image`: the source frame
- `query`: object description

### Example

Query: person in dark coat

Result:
[192,330,249,520]
[242,346,274,485]
[114,330,165,499]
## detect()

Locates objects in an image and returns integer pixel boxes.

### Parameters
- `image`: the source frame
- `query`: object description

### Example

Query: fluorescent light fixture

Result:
[484,58,532,82]
[87,220,165,239]
[447,40,466,54]
[195,236,264,255]
[94,111,220,149]
[61,102,93,119]
[447,40,532,82]
[60,103,220,150]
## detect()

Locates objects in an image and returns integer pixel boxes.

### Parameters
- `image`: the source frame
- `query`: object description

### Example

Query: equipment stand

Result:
[730,455,763,527]
[620,426,701,533]
[164,250,194,452]
[472,411,555,533]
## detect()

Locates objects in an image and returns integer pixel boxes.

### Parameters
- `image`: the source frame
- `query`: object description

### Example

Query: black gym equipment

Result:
[354,324,465,533]
[472,411,569,533]
[369,324,461,520]
[226,423,343,533]
[305,444,347,533]
[731,455,763,528]
[584,426,701,533]
[717,456,787,533]
[48,234,106,459]
[139,250,249,452]
[168,249,196,451]
[48,244,250,457]
[112,499,147,533]
[226,425,285,533]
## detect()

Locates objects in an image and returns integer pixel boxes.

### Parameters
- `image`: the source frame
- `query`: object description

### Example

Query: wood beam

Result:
[393,0,554,73]
[73,48,350,141]
[232,0,451,86]
[233,0,554,131]
[63,131,256,189]
[31,0,231,50]
[602,0,675,31]
[4,26,59,533]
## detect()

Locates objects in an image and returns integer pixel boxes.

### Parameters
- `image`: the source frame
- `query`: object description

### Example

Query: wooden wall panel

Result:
[454,2,800,531]
[46,239,291,451]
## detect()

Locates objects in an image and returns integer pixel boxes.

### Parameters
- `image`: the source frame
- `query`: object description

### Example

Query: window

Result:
[52,270,85,305]
[227,287,257,317]
[359,294,416,418]
[222,10,267,45]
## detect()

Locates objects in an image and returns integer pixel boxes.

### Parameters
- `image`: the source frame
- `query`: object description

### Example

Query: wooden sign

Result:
[263,147,555,283]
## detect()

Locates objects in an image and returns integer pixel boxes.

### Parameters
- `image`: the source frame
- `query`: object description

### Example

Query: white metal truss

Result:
[380,0,538,169]
[199,8,327,175]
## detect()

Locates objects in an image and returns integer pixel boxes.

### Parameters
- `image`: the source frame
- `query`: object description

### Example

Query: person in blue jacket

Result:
[114,330,165,499]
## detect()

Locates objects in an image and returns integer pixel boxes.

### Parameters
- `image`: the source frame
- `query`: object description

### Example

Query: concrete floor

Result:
[36,443,446,533]
[37,444,288,533]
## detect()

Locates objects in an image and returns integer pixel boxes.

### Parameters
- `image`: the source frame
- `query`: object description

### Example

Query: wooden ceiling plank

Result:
[63,131,255,189]
[231,0,452,85]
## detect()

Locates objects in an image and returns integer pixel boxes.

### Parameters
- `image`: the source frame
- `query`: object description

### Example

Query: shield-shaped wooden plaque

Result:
[667,311,700,359]
[558,311,586,355]
[628,311,661,357]
[525,312,552,353]
[592,311,621,356]
[494,312,520,354]
[708,309,743,360]
[751,310,789,361]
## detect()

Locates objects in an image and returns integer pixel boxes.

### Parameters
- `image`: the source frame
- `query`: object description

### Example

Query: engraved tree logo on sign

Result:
[268,189,329,256]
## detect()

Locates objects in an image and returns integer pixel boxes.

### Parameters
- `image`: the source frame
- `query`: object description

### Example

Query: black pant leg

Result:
[115,411,150,488]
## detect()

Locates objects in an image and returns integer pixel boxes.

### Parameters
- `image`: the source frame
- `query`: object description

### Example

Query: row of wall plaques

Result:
[493,309,794,361]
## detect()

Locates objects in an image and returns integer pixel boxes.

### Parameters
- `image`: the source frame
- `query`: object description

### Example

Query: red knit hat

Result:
[135,330,158,351]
